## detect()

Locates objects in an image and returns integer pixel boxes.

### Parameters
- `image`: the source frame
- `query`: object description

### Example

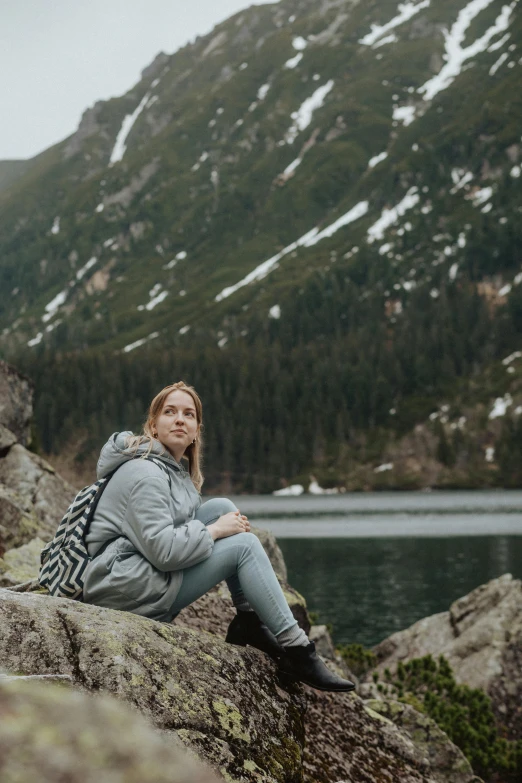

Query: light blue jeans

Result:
[168,498,297,636]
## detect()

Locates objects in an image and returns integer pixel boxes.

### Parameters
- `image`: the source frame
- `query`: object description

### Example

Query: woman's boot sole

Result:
[278,671,355,692]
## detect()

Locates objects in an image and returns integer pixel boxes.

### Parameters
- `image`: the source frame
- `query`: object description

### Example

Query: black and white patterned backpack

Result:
[39,455,172,600]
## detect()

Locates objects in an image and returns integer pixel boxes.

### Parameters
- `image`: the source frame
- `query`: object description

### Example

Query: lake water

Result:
[228,491,522,648]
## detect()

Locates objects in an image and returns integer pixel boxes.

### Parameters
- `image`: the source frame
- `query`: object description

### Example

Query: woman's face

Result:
[153,389,199,461]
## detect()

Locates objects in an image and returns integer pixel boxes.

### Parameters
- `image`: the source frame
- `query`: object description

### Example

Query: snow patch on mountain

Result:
[418,0,516,102]
[257,83,270,100]
[42,289,69,323]
[284,52,303,69]
[488,32,511,52]
[283,157,303,176]
[122,331,160,353]
[490,51,509,74]
[502,351,522,365]
[215,200,368,302]
[469,186,493,206]
[368,151,388,168]
[450,169,474,193]
[374,462,393,473]
[137,283,169,311]
[76,256,98,281]
[367,188,420,242]
[292,36,308,51]
[374,33,398,48]
[27,332,43,347]
[359,1,430,47]
[392,105,416,126]
[110,93,150,165]
[285,80,334,143]
[489,393,513,419]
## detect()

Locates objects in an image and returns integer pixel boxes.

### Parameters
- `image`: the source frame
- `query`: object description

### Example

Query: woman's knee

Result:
[197,497,237,524]
[236,531,264,552]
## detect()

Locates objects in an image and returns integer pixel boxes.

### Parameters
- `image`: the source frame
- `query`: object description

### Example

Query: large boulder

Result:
[0,588,306,782]
[0,677,220,782]
[0,587,479,783]
[361,574,522,739]
[0,360,33,447]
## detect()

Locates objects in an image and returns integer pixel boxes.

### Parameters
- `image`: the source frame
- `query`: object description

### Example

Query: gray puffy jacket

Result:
[83,431,214,621]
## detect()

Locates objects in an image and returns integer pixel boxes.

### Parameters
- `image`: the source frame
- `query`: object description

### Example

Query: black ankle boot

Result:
[225,611,284,661]
[277,641,356,692]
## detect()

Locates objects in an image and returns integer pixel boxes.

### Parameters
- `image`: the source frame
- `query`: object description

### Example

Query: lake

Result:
[228,491,522,648]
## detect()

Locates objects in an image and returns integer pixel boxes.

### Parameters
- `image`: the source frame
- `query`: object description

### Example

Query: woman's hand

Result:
[208,510,250,541]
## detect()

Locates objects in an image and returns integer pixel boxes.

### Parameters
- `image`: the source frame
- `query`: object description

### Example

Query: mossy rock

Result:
[0,537,44,586]
[0,588,304,783]
[0,677,220,782]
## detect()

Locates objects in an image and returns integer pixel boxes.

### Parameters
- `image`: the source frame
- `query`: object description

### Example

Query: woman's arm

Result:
[125,475,214,572]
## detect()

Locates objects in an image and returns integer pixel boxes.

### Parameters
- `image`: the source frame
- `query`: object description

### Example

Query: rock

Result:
[0,537,44,586]
[0,485,41,556]
[362,699,482,783]
[0,444,76,552]
[103,160,159,210]
[301,687,479,783]
[0,360,33,447]
[0,587,476,783]
[0,423,17,452]
[167,574,474,782]
[0,359,75,556]
[63,101,104,160]
[172,581,237,636]
[141,51,170,81]
[362,574,522,739]
[309,624,336,659]
[0,588,305,782]
[0,677,220,782]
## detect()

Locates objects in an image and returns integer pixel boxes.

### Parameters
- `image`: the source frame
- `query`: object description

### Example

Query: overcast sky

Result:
[0,0,278,160]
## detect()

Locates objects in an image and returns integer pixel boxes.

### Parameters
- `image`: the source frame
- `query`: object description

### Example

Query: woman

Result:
[83,381,354,692]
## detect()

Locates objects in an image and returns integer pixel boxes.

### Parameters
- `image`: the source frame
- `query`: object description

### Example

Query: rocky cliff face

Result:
[0,361,77,556]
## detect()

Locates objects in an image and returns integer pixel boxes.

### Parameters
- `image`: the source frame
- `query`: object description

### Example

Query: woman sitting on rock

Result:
[83,381,354,692]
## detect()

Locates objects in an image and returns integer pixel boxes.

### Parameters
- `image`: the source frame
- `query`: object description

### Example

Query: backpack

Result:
[38,455,173,600]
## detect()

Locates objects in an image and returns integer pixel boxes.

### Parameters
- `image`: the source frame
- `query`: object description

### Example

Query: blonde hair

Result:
[123,381,204,491]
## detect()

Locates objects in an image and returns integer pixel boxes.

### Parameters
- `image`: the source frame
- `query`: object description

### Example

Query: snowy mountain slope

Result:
[0,0,519,353]
[1,0,521,489]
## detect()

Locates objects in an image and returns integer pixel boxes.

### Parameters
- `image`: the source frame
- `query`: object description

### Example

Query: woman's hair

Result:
[123,381,204,491]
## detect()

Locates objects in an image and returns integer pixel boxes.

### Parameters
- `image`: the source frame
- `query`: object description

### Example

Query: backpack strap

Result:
[88,454,175,559]
[144,455,174,489]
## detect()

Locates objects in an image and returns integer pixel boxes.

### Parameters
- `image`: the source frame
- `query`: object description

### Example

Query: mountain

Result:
[0,160,34,194]
[1,0,521,492]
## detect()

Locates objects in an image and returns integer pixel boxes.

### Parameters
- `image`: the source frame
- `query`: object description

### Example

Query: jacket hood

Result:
[96,431,182,480]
